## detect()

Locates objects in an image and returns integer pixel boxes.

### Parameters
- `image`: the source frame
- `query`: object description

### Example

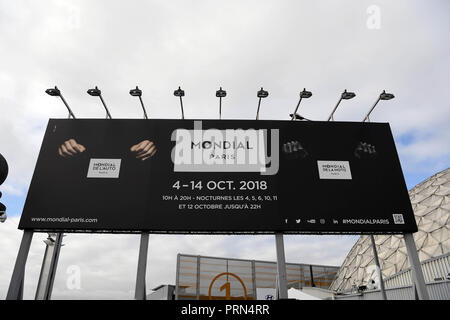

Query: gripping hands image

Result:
[58,139,157,161]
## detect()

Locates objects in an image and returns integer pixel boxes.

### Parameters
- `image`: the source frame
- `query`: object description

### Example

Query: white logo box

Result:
[87,159,121,178]
[317,160,352,180]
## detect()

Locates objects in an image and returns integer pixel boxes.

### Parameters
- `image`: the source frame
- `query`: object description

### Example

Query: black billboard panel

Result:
[19,119,417,234]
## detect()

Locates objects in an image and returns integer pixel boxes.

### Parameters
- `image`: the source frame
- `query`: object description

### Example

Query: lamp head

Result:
[342,89,356,100]
[300,88,312,98]
[257,87,269,98]
[174,86,185,97]
[87,86,101,96]
[216,87,227,98]
[45,86,61,97]
[380,90,395,100]
[129,86,142,97]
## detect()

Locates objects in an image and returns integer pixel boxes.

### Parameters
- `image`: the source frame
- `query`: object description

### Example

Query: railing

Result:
[384,253,450,288]
[334,280,450,300]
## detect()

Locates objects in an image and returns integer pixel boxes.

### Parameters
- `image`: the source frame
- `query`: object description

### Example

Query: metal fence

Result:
[384,253,450,288]
[175,254,339,300]
[334,280,450,300]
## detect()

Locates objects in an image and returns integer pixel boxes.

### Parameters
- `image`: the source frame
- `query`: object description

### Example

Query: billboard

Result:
[19,119,417,233]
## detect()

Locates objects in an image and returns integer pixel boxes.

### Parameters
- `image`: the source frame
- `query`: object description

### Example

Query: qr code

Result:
[393,214,405,224]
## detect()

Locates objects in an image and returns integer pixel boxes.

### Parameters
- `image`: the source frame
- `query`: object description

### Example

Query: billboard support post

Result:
[362,99,393,301]
[404,232,429,300]
[134,232,149,300]
[35,233,63,300]
[275,233,288,299]
[369,235,387,300]
[7,230,34,300]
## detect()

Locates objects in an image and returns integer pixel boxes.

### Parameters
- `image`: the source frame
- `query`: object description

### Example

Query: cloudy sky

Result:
[0,0,449,299]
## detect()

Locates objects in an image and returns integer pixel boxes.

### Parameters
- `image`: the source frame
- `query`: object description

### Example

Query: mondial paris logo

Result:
[171,121,279,175]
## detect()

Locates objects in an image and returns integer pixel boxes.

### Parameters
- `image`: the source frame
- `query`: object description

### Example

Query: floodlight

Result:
[291,88,312,120]
[174,86,185,97]
[129,86,148,119]
[216,87,226,98]
[257,88,269,98]
[216,87,226,119]
[341,90,356,100]
[300,88,312,98]
[87,86,101,96]
[380,90,395,100]
[328,89,356,121]
[129,86,142,97]
[45,86,76,119]
[174,86,185,119]
[87,86,112,119]
[363,90,395,122]
[256,87,268,120]
[45,87,61,96]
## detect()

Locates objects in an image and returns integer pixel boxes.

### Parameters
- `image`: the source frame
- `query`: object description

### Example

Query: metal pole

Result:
[99,95,112,119]
[35,233,64,300]
[18,276,24,300]
[404,232,430,300]
[179,97,185,120]
[219,97,222,120]
[175,254,180,300]
[256,98,262,120]
[134,232,149,300]
[251,260,257,299]
[59,94,76,119]
[309,265,315,287]
[370,235,387,300]
[196,255,200,300]
[46,233,62,299]
[275,233,288,299]
[138,96,148,119]
[35,239,52,299]
[363,97,381,122]
[290,97,303,121]
[327,97,342,121]
[358,112,387,300]
[7,230,34,300]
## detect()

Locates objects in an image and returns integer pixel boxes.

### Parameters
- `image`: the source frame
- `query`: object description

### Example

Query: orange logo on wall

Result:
[208,272,248,300]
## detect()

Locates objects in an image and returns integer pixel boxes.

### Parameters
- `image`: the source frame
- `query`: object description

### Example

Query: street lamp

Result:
[256,87,269,120]
[216,87,227,120]
[174,86,185,119]
[45,86,76,119]
[87,86,112,119]
[290,88,312,121]
[362,90,395,122]
[129,86,148,119]
[327,89,356,121]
